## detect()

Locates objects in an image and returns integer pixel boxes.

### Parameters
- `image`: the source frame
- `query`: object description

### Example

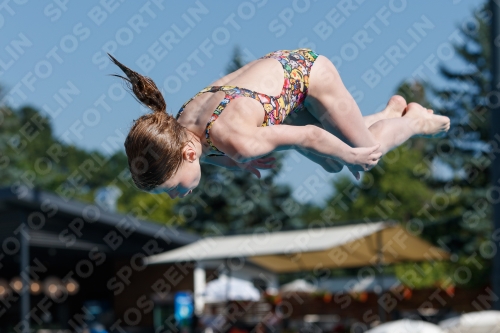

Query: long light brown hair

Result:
[109,54,188,191]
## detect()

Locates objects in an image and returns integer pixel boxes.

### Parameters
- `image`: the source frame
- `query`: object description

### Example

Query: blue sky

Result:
[0,0,484,205]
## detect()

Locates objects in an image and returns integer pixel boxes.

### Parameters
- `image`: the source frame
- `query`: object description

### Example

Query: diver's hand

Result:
[343,144,381,180]
[237,157,276,178]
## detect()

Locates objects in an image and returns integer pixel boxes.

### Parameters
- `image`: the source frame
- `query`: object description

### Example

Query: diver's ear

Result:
[182,144,197,163]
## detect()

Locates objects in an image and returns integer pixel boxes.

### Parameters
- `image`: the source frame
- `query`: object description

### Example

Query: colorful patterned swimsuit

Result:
[176,49,319,156]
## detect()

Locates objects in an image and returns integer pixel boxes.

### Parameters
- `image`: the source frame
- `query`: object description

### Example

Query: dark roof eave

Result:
[0,186,199,245]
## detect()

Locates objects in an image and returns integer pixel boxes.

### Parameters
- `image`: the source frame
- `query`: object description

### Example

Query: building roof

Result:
[146,221,450,273]
[0,186,199,253]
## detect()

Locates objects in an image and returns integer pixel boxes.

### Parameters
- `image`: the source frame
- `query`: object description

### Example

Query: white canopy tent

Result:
[146,222,449,317]
[204,276,261,303]
[439,310,500,333]
[146,222,449,271]
[366,319,445,333]
[280,279,318,293]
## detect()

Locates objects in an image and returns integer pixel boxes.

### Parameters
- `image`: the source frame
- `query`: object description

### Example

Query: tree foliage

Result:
[0,101,176,223]
[300,4,494,288]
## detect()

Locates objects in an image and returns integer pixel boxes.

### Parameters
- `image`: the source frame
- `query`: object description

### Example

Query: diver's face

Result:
[151,141,202,199]
[156,160,201,198]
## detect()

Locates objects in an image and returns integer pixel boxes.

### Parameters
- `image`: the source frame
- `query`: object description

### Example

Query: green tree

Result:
[424,4,493,253]
[301,83,437,227]
[226,46,246,74]
[412,4,495,287]
[299,4,495,288]
[0,97,176,224]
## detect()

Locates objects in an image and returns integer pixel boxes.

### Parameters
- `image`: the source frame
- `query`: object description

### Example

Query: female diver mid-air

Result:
[109,49,450,199]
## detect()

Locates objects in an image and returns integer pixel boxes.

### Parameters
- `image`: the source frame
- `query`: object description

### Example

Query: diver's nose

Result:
[180,190,193,198]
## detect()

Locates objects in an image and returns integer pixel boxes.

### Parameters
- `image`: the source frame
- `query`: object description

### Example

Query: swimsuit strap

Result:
[176,88,209,120]
[176,85,271,118]
[176,48,319,155]
[202,85,275,156]
[177,85,271,156]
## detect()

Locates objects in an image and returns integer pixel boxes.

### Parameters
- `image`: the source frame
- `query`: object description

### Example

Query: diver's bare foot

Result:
[404,103,450,137]
[382,95,407,119]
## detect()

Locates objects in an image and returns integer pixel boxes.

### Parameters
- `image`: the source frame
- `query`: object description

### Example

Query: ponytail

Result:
[108,54,188,191]
[108,53,166,114]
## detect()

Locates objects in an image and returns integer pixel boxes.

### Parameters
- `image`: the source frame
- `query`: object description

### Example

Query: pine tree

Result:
[226,46,246,74]
[299,4,495,288]
[424,5,493,257]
